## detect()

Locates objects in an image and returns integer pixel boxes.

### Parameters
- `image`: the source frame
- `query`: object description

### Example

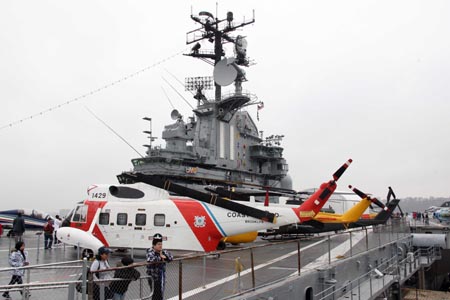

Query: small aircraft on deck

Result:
[57,159,352,254]
[0,209,51,229]
[433,207,450,223]
[426,201,450,213]
[425,201,450,223]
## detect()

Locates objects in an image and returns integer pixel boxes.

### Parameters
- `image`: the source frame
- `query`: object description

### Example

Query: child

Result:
[110,256,140,300]
[2,241,29,299]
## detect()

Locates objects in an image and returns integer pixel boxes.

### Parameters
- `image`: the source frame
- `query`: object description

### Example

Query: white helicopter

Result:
[57,159,352,253]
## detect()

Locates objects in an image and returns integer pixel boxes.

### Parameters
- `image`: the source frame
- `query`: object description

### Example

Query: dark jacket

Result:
[109,267,140,294]
[12,216,25,235]
[146,248,173,280]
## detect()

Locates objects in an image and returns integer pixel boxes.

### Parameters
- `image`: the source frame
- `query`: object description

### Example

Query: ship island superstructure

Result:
[118,10,292,196]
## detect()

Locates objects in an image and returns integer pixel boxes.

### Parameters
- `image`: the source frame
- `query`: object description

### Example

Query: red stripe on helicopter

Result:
[92,224,109,247]
[173,199,223,252]
[70,200,109,247]
[294,182,337,222]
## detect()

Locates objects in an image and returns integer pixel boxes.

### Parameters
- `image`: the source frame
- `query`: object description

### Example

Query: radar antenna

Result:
[186,10,255,101]
[170,109,182,120]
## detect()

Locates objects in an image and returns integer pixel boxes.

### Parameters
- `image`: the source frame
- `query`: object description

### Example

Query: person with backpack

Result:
[91,246,114,300]
[110,256,140,300]
[2,241,29,299]
[43,218,54,249]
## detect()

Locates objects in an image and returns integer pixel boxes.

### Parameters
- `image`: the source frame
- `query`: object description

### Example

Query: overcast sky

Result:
[1,1,449,212]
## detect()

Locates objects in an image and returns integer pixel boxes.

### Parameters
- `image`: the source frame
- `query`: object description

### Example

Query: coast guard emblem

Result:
[194,216,206,228]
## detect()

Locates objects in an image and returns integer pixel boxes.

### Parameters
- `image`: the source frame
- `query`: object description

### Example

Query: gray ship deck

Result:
[0,220,438,300]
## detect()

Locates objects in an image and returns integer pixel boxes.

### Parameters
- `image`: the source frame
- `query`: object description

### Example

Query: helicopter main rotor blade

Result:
[348,185,386,210]
[332,159,353,181]
[120,172,277,223]
[387,186,396,203]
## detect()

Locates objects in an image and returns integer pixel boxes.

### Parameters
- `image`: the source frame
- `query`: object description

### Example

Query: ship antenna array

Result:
[185,10,255,101]
[143,117,157,152]
[264,135,285,146]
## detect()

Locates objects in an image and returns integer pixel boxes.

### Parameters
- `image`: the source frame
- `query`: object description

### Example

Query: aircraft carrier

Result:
[1,9,448,300]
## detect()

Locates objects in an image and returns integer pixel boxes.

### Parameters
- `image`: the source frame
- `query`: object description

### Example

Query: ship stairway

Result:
[230,219,443,300]
[329,246,440,300]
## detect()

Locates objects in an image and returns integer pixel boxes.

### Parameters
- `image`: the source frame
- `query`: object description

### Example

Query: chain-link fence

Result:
[0,259,84,299]
[0,220,410,299]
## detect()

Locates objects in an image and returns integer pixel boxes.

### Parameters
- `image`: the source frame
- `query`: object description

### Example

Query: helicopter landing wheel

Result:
[82,248,94,259]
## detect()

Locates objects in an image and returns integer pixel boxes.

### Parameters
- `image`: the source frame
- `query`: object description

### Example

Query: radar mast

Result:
[185,10,255,101]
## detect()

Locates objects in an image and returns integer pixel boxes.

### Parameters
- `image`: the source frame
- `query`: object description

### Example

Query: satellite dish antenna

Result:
[213,58,238,86]
[170,109,181,120]
[199,11,214,20]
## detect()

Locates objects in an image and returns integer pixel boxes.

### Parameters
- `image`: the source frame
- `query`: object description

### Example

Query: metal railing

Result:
[314,245,442,300]
[0,221,411,300]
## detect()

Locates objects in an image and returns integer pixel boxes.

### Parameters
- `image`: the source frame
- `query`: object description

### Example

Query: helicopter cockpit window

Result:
[99,213,109,225]
[117,213,128,226]
[154,214,165,226]
[72,205,88,223]
[64,209,75,224]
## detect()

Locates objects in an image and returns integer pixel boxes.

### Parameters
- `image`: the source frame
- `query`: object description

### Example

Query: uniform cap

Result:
[98,246,112,255]
[152,233,163,245]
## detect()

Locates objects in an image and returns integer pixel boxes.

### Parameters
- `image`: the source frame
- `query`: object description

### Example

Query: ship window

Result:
[72,205,88,223]
[277,163,288,171]
[136,213,147,226]
[117,213,128,226]
[99,213,109,225]
[154,214,165,226]
[305,287,313,300]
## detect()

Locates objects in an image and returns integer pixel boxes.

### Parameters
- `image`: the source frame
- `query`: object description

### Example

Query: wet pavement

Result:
[0,229,387,299]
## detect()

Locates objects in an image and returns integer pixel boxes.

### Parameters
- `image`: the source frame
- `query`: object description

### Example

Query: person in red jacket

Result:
[43,219,54,249]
